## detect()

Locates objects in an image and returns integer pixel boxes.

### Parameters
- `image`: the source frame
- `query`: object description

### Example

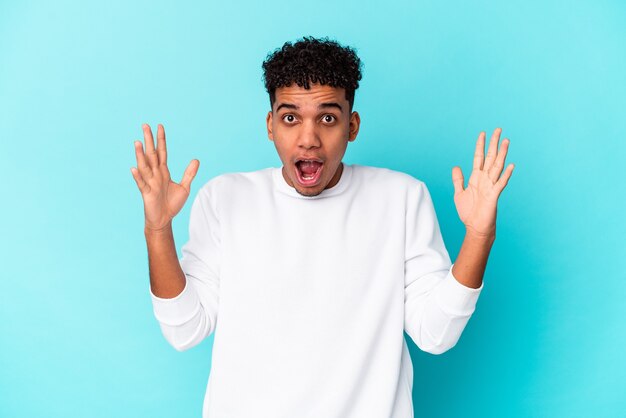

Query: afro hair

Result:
[262,36,363,112]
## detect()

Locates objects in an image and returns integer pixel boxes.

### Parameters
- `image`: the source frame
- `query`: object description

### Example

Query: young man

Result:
[131,36,514,418]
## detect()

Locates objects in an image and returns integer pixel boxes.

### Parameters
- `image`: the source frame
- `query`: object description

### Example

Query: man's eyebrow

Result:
[275,103,298,112]
[318,102,343,112]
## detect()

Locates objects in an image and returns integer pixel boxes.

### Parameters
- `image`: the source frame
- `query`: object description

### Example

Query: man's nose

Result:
[297,120,321,149]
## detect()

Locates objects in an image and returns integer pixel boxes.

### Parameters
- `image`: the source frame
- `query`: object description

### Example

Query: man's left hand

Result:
[452,127,515,238]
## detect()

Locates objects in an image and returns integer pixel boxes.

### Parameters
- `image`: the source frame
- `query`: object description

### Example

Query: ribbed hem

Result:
[434,264,483,315]
[150,281,200,325]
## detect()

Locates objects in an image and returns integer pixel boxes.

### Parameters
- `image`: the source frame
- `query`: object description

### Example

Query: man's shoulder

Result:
[352,164,425,189]
[196,166,275,195]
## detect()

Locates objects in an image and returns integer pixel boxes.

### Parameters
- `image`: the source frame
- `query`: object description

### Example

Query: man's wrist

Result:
[464,226,496,244]
[144,221,174,238]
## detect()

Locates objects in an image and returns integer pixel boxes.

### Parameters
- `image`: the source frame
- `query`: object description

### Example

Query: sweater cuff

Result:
[434,264,483,316]
[150,280,200,326]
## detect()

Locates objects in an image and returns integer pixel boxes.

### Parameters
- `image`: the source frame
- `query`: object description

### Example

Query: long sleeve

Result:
[403,181,482,355]
[150,182,221,351]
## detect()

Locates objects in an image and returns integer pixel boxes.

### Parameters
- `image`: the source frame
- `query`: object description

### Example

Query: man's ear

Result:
[348,111,361,142]
[266,111,274,141]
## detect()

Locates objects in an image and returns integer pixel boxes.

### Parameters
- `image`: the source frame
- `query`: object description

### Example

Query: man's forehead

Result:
[274,83,347,110]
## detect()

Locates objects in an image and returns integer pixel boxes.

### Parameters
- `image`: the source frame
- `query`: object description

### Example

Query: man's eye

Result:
[322,115,336,123]
[282,114,296,123]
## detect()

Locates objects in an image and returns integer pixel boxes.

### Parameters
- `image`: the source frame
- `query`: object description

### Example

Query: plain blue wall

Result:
[1,0,624,417]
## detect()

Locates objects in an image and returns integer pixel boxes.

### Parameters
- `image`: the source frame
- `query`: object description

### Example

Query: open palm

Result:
[130,124,199,231]
[452,128,514,237]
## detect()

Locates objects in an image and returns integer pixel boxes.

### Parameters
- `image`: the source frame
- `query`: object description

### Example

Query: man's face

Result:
[266,83,360,197]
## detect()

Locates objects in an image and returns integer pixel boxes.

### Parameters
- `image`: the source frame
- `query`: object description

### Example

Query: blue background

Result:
[1,0,624,417]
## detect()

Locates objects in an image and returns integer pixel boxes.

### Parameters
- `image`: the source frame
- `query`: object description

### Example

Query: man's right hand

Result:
[131,123,199,232]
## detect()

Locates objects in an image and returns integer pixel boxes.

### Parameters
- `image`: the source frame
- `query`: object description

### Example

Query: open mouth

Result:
[295,160,324,186]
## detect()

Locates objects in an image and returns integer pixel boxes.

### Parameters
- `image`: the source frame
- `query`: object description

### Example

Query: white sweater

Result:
[150,163,483,418]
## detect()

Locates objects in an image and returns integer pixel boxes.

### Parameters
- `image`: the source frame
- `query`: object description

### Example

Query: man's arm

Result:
[145,223,186,298]
[403,181,483,355]
[147,187,222,352]
[451,127,514,288]
[451,231,495,289]
[403,127,514,354]
[132,123,220,352]
[130,123,199,298]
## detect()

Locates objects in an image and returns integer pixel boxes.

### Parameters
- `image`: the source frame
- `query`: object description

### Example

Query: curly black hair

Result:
[262,36,363,112]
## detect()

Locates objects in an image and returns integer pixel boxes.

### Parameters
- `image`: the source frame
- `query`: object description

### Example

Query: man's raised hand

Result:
[130,123,199,231]
[451,127,514,238]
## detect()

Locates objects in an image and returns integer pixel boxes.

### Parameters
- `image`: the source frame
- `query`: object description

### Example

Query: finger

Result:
[483,127,502,170]
[142,123,158,168]
[473,131,486,170]
[495,163,515,195]
[130,167,151,194]
[488,138,510,182]
[452,166,465,195]
[134,140,153,179]
[179,159,200,192]
[157,123,167,166]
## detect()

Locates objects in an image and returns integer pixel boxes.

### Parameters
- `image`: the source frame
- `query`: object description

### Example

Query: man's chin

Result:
[294,186,324,197]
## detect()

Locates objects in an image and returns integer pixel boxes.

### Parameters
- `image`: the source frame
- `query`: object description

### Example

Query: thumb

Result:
[452,166,464,195]
[180,159,200,192]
